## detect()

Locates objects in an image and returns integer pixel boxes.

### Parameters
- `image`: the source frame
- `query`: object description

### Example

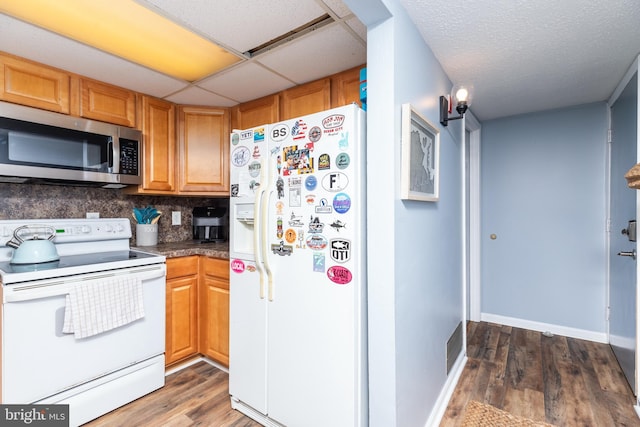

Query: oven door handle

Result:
[3,266,165,302]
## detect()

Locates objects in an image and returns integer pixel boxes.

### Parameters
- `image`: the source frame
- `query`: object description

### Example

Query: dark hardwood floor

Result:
[84,361,261,427]
[440,321,640,426]
[85,321,640,426]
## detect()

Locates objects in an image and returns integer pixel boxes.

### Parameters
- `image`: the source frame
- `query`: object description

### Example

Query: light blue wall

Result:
[481,103,608,333]
[346,0,466,425]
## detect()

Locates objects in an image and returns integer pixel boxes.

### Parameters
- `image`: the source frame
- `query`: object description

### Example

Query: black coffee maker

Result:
[192,206,228,243]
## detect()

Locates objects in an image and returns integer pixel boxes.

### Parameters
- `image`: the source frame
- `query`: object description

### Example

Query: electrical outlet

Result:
[86,212,99,219]
[171,211,181,226]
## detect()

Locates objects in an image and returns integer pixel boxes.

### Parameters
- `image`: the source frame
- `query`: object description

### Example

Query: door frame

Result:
[465,111,482,322]
[607,54,640,400]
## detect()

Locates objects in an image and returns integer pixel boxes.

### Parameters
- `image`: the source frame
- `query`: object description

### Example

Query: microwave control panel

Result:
[119,138,139,176]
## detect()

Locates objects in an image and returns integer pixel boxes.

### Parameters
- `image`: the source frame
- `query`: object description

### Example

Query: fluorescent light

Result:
[0,0,242,82]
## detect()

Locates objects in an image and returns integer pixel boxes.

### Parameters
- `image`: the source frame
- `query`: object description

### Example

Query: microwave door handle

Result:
[107,137,114,172]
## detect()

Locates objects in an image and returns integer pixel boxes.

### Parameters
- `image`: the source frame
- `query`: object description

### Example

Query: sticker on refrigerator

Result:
[330,239,351,263]
[308,216,325,233]
[306,194,316,205]
[239,130,253,141]
[339,133,349,150]
[252,145,261,159]
[231,133,240,146]
[289,177,301,207]
[315,198,332,214]
[248,161,261,178]
[288,212,304,227]
[272,241,293,256]
[309,126,322,143]
[305,175,317,191]
[322,114,345,135]
[322,172,349,192]
[285,228,297,244]
[231,146,251,167]
[276,201,284,215]
[282,146,313,175]
[277,217,283,238]
[330,219,347,232]
[306,234,328,251]
[297,230,306,248]
[313,253,325,272]
[292,119,308,141]
[271,124,289,142]
[231,184,239,197]
[333,193,351,214]
[327,266,352,285]
[336,153,350,169]
[231,259,245,273]
[276,176,284,199]
[318,154,331,170]
[254,127,265,142]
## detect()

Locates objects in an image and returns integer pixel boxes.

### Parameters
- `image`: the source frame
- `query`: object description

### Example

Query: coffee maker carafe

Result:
[192,207,228,243]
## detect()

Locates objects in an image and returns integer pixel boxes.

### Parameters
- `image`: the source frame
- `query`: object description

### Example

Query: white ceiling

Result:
[0,0,366,107]
[1,1,639,122]
[399,0,640,121]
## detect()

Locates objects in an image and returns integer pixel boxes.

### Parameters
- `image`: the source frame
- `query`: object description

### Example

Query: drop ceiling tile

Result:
[346,16,367,41]
[141,0,327,53]
[319,0,352,17]
[256,24,366,83]
[0,15,188,98]
[197,62,295,103]
[164,86,237,107]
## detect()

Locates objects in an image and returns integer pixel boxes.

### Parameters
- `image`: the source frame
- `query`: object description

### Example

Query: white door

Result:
[609,71,638,394]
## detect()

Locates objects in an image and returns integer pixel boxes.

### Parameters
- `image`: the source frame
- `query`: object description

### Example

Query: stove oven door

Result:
[2,264,166,404]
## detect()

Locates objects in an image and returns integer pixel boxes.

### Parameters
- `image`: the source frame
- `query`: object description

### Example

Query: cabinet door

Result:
[141,96,176,192]
[199,258,230,366]
[178,106,229,194]
[80,78,136,127]
[166,275,199,365]
[331,65,364,108]
[0,53,70,113]
[166,256,199,366]
[232,94,279,130]
[280,78,330,120]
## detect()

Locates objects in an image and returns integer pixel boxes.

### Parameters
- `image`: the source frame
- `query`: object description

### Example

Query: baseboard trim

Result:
[480,313,608,344]
[425,352,467,427]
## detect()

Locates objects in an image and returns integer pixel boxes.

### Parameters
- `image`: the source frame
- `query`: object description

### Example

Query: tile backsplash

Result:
[0,183,229,245]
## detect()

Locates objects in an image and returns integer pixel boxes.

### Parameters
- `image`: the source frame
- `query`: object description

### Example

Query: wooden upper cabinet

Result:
[80,78,136,127]
[0,53,70,113]
[231,94,279,130]
[178,106,230,195]
[331,65,364,108]
[280,78,330,120]
[140,96,176,193]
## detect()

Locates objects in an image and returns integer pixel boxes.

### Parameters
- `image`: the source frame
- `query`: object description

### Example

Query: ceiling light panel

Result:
[0,0,242,82]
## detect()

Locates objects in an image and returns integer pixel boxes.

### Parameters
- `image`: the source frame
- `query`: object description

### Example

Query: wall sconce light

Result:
[440,84,473,126]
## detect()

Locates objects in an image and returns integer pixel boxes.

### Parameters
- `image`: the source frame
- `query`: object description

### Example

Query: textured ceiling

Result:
[399,0,640,121]
[1,1,639,121]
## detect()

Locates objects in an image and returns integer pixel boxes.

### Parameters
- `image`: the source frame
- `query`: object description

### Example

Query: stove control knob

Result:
[116,224,125,233]
[105,225,114,233]
[81,225,91,234]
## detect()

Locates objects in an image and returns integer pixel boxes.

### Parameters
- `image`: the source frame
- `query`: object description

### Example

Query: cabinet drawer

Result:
[202,258,229,281]
[166,256,199,279]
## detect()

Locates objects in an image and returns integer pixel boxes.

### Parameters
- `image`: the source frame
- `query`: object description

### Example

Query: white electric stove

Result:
[0,218,166,427]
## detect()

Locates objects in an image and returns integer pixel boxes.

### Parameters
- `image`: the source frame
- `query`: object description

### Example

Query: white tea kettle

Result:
[6,225,60,264]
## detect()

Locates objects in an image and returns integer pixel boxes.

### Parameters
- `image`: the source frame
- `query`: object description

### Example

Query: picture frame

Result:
[401,103,440,201]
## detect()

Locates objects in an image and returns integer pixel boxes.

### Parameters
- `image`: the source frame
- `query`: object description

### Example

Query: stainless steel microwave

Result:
[0,101,141,188]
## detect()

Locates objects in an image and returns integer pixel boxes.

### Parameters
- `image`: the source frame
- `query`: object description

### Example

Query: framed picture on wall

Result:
[401,103,440,201]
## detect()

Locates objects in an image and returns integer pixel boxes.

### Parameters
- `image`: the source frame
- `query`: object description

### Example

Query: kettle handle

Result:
[11,225,57,244]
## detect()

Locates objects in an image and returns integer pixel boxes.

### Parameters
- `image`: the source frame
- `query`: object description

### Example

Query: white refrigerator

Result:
[229,104,367,427]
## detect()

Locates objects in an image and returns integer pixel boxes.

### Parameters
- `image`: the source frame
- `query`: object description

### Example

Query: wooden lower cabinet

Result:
[165,256,199,365]
[199,257,230,366]
[165,256,230,368]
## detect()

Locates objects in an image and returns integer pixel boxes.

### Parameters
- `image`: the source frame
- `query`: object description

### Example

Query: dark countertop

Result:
[132,240,229,260]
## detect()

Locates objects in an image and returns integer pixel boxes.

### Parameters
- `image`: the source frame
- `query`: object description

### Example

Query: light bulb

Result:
[451,84,473,106]
[455,88,469,103]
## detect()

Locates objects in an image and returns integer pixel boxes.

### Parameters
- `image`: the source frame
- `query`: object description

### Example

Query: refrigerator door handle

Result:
[253,182,266,299]
[261,189,274,301]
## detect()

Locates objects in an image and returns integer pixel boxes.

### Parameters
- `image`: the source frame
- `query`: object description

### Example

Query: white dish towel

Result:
[63,276,145,339]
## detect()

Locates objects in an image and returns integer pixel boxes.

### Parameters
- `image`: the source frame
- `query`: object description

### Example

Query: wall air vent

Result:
[244,14,335,58]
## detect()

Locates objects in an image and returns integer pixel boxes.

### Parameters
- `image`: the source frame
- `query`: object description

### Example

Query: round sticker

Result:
[336,153,350,169]
[231,259,245,273]
[333,193,351,214]
[285,228,297,244]
[231,146,251,167]
[322,172,349,192]
[327,266,352,285]
[271,124,289,142]
[306,234,328,250]
[248,160,261,178]
[305,175,318,191]
[309,126,322,142]
[231,133,240,146]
